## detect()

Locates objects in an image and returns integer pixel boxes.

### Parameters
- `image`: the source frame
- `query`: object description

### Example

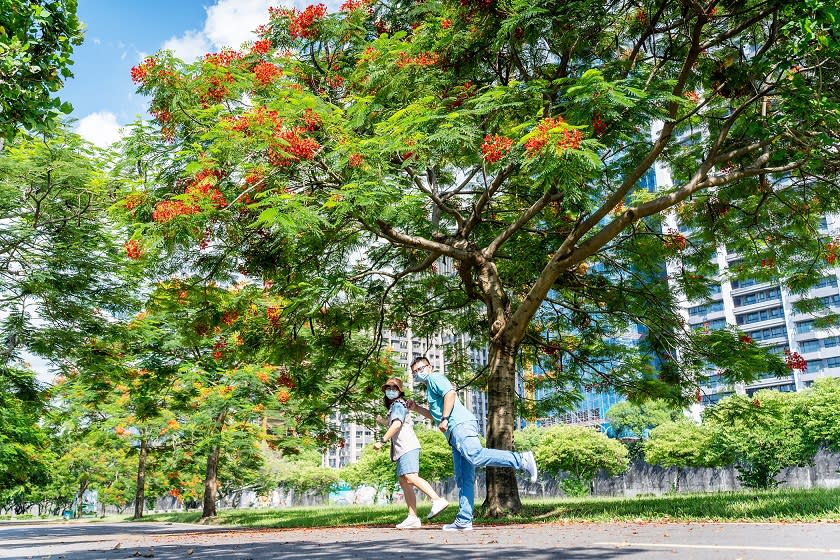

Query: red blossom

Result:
[124,239,142,260]
[826,240,838,265]
[204,49,242,66]
[302,108,321,131]
[130,57,157,84]
[151,108,171,123]
[396,51,440,68]
[684,91,701,103]
[524,116,566,157]
[268,127,320,166]
[481,134,513,164]
[592,113,607,136]
[123,193,146,210]
[663,228,687,251]
[277,389,291,404]
[152,200,199,223]
[784,349,807,372]
[254,61,282,86]
[556,128,583,151]
[340,0,368,11]
[252,39,272,55]
[289,4,327,39]
[442,19,452,29]
[739,334,753,344]
[348,153,364,168]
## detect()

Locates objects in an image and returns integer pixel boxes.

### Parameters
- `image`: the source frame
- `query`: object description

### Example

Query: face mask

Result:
[413,365,430,384]
[384,389,400,400]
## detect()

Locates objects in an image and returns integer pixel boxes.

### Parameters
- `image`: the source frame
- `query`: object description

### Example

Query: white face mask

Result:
[384,389,400,400]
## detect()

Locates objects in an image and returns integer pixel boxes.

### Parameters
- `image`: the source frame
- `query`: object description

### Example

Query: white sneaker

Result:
[396,515,421,529]
[442,521,472,531]
[426,498,449,519]
[521,450,538,483]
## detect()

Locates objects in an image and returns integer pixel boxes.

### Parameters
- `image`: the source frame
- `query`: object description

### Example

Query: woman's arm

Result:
[373,419,403,450]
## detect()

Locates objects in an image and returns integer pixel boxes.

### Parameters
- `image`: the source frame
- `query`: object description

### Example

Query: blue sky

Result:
[63,0,341,147]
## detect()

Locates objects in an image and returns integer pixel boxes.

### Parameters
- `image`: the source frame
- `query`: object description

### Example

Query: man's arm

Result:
[437,390,456,432]
[407,400,433,420]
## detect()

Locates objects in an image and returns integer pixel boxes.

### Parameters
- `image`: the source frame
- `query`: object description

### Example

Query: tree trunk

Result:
[201,445,221,518]
[133,436,148,519]
[482,340,522,516]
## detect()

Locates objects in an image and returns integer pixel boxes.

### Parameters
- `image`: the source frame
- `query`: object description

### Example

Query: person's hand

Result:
[438,418,448,433]
[373,441,383,451]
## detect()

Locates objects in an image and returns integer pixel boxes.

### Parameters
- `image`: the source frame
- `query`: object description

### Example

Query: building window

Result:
[731,278,759,290]
[747,325,788,341]
[815,276,838,289]
[689,301,725,316]
[800,339,820,353]
[826,357,840,369]
[807,359,823,372]
[818,216,828,230]
[824,336,839,348]
[732,287,781,308]
[736,306,784,325]
[796,321,815,334]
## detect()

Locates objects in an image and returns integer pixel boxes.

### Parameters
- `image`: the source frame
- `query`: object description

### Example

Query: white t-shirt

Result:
[388,400,421,461]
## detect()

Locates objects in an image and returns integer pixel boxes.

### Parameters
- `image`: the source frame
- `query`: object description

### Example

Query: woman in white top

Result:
[374,377,449,528]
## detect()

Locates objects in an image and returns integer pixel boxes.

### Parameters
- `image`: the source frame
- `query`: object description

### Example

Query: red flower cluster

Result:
[592,113,607,136]
[396,51,440,68]
[204,49,242,66]
[340,0,368,11]
[212,339,227,360]
[151,108,171,123]
[289,4,327,39]
[124,239,142,260]
[739,334,753,344]
[826,240,838,265]
[784,349,807,372]
[253,61,282,86]
[556,128,584,151]
[326,74,345,88]
[277,389,291,404]
[760,258,775,268]
[684,91,701,103]
[244,171,265,186]
[663,228,687,251]
[524,116,566,157]
[441,19,452,29]
[200,74,234,106]
[152,200,199,223]
[123,193,146,210]
[302,108,321,131]
[348,153,364,167]
[252,39,272,55]
[221,311,238,325]
[266,306,281,326]
[130,57,157,84]
[635,10,648,24]
[268,128,321,166]
[481,134,513,164]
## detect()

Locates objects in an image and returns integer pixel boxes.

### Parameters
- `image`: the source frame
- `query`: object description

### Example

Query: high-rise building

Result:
[665,212,840,405]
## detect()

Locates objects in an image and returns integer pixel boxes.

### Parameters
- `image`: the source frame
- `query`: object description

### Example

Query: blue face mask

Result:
[413,365,430,384]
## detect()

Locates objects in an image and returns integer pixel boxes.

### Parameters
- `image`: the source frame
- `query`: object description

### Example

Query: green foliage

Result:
[794,377,840,453]
[0,0,82,140]
[604,399,680,439]
[704,391,817,489]
[416,426,453,482]
[341,444,395,499]
[534,425,628,496]
[0,367,51,510]
[644,419,715,468]
[261,445,338,496]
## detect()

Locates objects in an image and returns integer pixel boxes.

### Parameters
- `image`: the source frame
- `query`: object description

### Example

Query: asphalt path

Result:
[1,520,839,559]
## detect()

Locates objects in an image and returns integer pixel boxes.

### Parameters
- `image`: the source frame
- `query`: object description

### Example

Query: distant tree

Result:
[794,377,840,453]
[535,425,628,496]
[415,426,454,483]
[0,0,83,141]
[704,390,816,489]
[644,418,715,468]
[341,444,395,502]
[605,399,680,439]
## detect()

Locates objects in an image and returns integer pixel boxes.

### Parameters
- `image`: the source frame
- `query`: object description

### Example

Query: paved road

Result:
[1,520,839,560]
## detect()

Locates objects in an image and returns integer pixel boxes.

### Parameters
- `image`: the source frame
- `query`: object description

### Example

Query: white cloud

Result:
[162,0,343,61]
[162,29,213,62]
[75,111,123,147]
[204,0,275,50]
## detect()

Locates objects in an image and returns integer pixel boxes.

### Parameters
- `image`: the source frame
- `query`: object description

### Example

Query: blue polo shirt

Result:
[424,373,475,434]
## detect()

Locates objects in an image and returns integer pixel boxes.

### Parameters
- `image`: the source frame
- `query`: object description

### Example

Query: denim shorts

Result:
[395,448,420,476]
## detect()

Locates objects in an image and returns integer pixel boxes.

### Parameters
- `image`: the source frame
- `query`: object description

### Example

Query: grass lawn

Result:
[138,487,840,528]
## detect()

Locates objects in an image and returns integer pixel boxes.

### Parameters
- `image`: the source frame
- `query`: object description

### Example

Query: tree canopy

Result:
[121,0,840,513]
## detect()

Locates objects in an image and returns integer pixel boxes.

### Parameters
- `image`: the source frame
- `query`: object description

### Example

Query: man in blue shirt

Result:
[407,356,538,531]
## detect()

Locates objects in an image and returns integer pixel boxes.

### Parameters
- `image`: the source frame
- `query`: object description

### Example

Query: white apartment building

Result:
[664,213,840,405]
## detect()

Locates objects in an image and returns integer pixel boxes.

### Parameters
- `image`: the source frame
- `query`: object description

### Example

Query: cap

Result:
[381,377,404,392]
